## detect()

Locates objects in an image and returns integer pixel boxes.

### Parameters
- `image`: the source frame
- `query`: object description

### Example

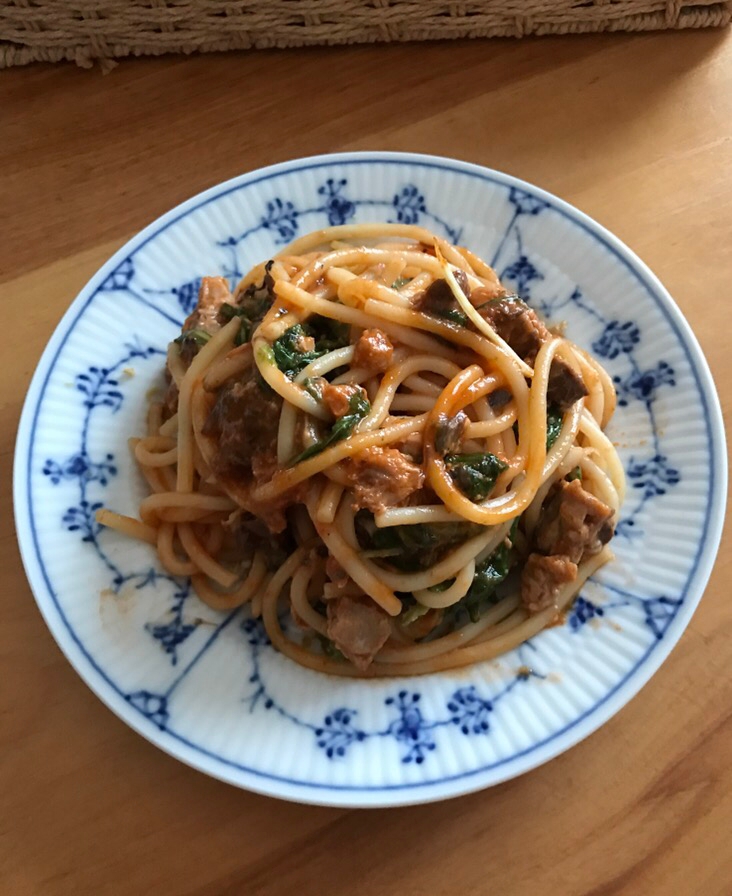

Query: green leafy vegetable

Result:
[442,520,519,625]
[445,452,508,502]
[392,277,412,290]
[567,465,582,482]
[217,304,239,322]
[461,541,513,623]
[546,406,564,450]
[292,391,371,464]
[355,513,481,572]
[273,324,323,377]
[217,261,275,345]
[310,316,351,353]
[472,292,521,312]
[399,601,431,626]
[435,308,468,326]
[218,303,254,346]
[174,328,211,349]
[273,318,351,378]
[429,579,454,592]
[301,377,325,401]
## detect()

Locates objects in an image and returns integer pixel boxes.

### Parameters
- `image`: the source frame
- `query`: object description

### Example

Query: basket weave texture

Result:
[2,0,730,69]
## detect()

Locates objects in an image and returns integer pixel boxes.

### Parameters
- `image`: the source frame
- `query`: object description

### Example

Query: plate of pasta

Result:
[14,152,725,806]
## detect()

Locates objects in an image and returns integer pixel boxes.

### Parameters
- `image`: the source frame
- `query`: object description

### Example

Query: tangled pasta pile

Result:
[99,223,624,677]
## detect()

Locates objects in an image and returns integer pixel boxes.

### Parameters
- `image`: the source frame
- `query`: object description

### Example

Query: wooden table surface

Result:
[2,27,731,896]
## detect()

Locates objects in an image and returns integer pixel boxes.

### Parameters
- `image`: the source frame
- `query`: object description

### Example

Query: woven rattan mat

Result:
[2,1,730,69]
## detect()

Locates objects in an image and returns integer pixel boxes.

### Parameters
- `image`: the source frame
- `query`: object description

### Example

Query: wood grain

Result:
[1,29,731,896]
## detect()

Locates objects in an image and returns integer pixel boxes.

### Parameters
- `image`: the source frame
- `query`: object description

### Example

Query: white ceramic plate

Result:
[14,152,726,807]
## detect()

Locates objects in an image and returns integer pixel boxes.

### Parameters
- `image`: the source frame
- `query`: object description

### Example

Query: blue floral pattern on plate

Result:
[15,154,725,806]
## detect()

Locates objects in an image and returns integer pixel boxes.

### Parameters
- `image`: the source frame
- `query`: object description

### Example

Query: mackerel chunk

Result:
[535,479,614,564]
[326,596,391,671]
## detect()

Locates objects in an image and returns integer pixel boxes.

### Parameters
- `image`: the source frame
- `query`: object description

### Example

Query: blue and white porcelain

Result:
[14,152,726,807]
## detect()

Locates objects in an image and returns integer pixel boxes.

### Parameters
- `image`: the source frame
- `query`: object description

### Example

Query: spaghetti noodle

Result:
[98,224,624,677]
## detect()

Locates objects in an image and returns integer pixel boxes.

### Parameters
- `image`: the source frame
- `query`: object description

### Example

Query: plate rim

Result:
[13,150,728,807]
